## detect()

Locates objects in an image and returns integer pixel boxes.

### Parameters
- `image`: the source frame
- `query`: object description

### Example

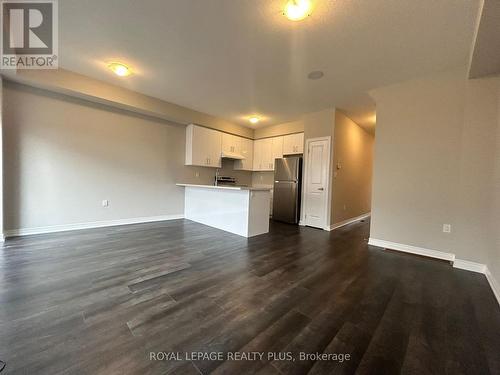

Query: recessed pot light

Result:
[308,70,324,80]
[249,116,260,124]
[108,62,131,77]
[284,0,312,21]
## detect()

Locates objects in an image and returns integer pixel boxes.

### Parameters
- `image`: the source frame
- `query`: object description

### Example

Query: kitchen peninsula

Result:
[176,184,272,237]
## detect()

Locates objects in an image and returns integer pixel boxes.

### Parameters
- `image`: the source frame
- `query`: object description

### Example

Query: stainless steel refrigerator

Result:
[272,156,302,224]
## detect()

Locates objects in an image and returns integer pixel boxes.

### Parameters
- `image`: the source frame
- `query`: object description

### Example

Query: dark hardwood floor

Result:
[0,219,499,374]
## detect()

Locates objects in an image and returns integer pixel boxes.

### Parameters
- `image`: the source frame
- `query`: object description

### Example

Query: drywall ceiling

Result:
[58,0,480,131]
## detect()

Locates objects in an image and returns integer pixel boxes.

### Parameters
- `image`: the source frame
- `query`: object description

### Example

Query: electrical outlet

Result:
[343,204,347,211]
[195,172,200,178]
[443,224,451,233]
[102,199,109,208]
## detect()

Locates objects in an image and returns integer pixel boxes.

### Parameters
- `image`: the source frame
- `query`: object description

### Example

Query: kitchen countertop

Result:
[176,183,272,191]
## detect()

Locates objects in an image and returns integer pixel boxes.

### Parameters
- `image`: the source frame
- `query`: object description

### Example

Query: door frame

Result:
[300,136,332,231]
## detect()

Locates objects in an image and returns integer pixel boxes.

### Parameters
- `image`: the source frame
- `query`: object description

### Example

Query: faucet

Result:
[214,169,219,186]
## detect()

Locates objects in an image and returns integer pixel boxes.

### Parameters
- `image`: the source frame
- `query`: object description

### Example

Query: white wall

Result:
[370,68,500,285]
[2,82,251,232]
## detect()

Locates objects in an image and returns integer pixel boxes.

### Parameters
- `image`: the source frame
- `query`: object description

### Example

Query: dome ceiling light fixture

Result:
[108,62,132,77]
[283,0,312,21]
[249,116,260,124]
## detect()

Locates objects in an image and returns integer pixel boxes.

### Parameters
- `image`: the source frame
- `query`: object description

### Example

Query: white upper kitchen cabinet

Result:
[271,136,283,168]
[253,138,273,171]
[234,137,254,171]
[185,124,222,168]
[221,133,241,154]
[283,133,304,155]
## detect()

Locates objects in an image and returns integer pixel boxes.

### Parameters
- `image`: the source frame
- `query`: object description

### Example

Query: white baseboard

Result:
[453,258,486,273]
[453,260,500,306]
[368,238,499,306]
[4,214,184,238]
[368,238,455,262]
[328,213,371,231]
[485,267,500,307]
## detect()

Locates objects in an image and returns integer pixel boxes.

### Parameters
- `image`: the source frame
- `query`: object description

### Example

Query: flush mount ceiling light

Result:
[249,116,260,124]
[108,62,131,77]
[284,0,312,21]
[308,70,324,80]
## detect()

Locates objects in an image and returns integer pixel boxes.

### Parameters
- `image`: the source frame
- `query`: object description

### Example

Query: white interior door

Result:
[304,138,330,229]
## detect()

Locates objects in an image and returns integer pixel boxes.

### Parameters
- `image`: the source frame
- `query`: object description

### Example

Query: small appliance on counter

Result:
[215,176,237,186]
[272,156,302,224]
[214,169,249,187]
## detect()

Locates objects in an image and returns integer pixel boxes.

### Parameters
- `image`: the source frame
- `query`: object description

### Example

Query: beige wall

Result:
[370,70,465,252]
[370,68,500,283]
[455,77,499,266]
[6,69,254,138]
[303,109,335,141]
[301,109,335,226]
[332,111,374,224]
[254,119,304,139]
[2,82,251,231]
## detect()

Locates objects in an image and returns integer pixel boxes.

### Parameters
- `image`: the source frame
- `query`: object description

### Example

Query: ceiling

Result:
[58,0,480,131]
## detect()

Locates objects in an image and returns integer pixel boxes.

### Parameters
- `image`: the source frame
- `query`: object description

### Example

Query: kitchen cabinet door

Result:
[254,138,280,171]
[283,133,304,155]
[260,139,273,171]
[294,133,304,154]
[253,139,263,171]
[222,133,241,154]
[185,124,222,167]
[208,129,222,167]
[271,136,283,169]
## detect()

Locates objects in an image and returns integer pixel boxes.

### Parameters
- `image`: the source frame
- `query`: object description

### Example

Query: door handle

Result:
[318,187,324,191]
